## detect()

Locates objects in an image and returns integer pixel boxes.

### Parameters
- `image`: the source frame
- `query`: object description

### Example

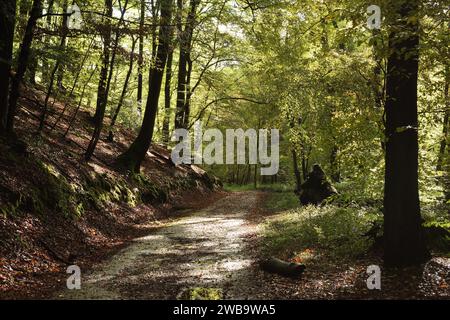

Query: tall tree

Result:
[383,0,429,267]
[0,0,16,134]
[108,35,137,142]
[174,0,199,130]
[84,0,113,161]
[116,0,174,172]
[6,0,42,134]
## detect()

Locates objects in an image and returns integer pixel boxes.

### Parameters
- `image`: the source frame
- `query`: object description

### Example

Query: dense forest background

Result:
[0,0,449,299]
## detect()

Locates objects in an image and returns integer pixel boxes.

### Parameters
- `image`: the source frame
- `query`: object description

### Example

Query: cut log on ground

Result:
[260,257,306,278]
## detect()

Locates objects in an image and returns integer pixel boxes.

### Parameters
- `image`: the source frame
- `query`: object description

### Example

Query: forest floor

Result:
[1,85,449,300]
[54,191,450,300]
[0,84,223,299]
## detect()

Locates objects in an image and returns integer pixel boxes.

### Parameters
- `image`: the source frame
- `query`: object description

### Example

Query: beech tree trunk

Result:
[383,0,429,267]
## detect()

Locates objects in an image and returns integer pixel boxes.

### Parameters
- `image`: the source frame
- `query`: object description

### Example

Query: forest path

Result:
[56,191,269,300]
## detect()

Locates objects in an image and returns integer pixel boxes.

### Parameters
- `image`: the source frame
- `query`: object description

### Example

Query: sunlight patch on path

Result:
[55,192,261,300]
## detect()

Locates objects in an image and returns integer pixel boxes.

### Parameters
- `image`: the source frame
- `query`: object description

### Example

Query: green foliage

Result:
[264,191,300,212]
[83,173,139,209]
[179,287,223,300]
[263,205,379,260]
[34,162,82,218]
[132,173,169,204]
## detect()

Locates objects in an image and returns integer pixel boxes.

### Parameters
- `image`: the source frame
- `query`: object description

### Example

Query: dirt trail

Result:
[56,191,267,300]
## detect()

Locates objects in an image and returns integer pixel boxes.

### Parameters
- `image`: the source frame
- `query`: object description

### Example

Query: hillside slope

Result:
[0,85,222,299]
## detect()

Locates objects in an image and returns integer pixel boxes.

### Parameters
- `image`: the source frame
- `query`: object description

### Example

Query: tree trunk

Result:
[56,0,68,92]
[50,37,96,132]
[137,0,145,117]
[84,0,113,160]
[0,0,16,134]
[383,0,429,267]
[175,0,199,130]
[292,150,302,192]
[182,57,193,128]
[162,48,174,145]
[39,7,71,133]
[7,0,42,134]
[116,0,173,172]
[437,70,449,172]
[27,0,40,85]
[108,36,137,142]
[150,0,161,59]
[64,65,98,137]
[42,0,54,84]
[330,145,340,182]
[38,59,58,132]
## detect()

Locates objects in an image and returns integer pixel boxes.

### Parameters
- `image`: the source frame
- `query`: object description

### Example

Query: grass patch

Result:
[264,191,300,212]
[178,287,223,300]
[262,205,379,261]
[224,183,294,193]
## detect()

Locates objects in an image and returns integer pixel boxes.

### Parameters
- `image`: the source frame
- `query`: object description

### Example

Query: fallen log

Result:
[260,257,306,278]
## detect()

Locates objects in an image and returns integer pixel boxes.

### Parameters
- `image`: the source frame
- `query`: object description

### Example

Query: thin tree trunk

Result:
[108,36,137,142]
[182,57,193,128]
[64,65,98,137]
[84,0,113,160]
[383,0,429,267]
[56,0,68,91]
[116,0,173,172]
[38,59,59,132]
[50,37,96,132]
[27,0,41,85]
[292,150,302,192]
[0,0,16,134]
[7,0,42,134]
[137,0,145,117]
[150,0,161,61]
[42,0,54,83]
[437,70,449,171]
[175,0,199,130]
[330,145,340,182]
[38,10,71,133]
[162,49,174,145]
